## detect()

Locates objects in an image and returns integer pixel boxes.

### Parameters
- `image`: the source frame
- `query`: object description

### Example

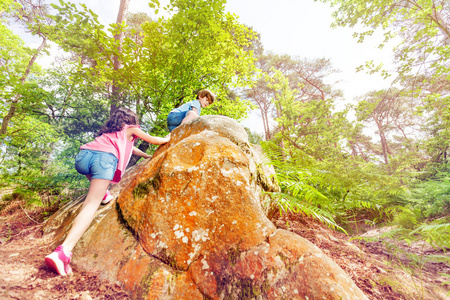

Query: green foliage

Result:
[0,187,41,208]
[47,0,257,123]
[418,88,450,169]
[262,135,409,232]
[1,115,60,174]
[262,141,344,231]
[401,169,450,218]
[0,24,28,94]
[318,0,450,79]
[36,64,111,140]
[391,207,419,230]
[138,0,257,119]
[244,127,263,144]
[269,191,347,234]
[14,187,42,207]
[1,0,261,197]
[411,222,450,250]
[388,171,450,249]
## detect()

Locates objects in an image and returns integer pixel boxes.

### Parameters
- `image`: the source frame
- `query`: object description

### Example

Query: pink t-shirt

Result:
[80,124,139,183]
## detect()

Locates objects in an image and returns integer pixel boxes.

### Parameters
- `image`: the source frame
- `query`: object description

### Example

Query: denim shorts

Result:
[75,149,118,181]
[167,111,188,132]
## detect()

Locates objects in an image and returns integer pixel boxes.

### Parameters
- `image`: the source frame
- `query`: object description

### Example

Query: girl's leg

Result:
[61,178,111,253]
[87,174,112,203]
[47,150,117,275]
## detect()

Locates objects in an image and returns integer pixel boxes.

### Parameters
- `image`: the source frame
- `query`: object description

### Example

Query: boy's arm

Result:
[132,147,152,159]
[179,100,200,125]
[191,100,201,114]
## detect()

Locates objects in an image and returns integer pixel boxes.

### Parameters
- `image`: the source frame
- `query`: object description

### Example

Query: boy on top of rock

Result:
[166,89,215,132]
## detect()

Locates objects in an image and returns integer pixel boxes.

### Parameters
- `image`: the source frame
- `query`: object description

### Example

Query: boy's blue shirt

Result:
[171,100,201,115]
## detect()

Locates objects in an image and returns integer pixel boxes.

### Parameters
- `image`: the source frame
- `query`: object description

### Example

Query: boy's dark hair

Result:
[197,89,215,104]
[98,107,139,136]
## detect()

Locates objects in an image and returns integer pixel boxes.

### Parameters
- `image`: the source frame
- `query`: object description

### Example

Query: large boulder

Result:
[43,115,368,299]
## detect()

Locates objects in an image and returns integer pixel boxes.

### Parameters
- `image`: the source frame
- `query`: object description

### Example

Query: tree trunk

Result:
[110,0,130,116]
[432,10,450,44]
[256,100,271,141]
[0,36,47,135]
[126,141,149,169]
[375,118,390,165]
[0,95,20,136]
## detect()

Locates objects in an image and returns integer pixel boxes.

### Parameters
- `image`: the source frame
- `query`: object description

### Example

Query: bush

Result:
[391,208,419,230]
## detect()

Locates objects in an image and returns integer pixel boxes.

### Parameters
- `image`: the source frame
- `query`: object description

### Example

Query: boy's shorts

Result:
[167,111,188,132]
[75,149,118,181]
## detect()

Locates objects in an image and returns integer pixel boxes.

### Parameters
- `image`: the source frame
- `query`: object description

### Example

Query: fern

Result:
[268,191,347,234]
[410,223,450,250]
[277,171,330,205]
[260,139,410,229]
[403,172,450,218]
[440,272,450,296]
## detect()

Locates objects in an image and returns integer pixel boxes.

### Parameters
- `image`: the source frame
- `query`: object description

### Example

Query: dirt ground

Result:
[274,213,450,300]
[0,187,131,300]
[0,192,449,299]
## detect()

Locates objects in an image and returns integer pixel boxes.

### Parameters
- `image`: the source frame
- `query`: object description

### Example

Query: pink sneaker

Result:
[102,190,114,204]
[45,245,72,276]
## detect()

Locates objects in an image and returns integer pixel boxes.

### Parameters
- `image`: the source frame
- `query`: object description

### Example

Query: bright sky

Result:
[227,0,395,132]
[25,0,395,134]
[227,0,394,95]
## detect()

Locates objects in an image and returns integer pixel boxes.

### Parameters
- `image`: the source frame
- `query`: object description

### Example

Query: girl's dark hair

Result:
[98,107,139,136]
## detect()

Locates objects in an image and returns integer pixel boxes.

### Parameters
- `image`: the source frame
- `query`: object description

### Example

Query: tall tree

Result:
[356,90,401,165]
[47,0,257,124]
[110,0,130,115]
[319,0,450,173]
[265,67,347,160]
[0,0,52,136]
[414,75,450,168]
[245,53,293,140]
[246,53,345,159]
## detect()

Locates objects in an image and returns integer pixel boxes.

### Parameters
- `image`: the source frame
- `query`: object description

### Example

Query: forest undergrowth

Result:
[0,186,449,300]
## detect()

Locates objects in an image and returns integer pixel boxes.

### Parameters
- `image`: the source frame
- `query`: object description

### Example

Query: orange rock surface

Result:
[44,116,368,299]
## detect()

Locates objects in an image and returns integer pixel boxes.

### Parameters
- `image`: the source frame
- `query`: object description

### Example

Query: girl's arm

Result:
[132,147,152,159]
[127,127,170,145]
